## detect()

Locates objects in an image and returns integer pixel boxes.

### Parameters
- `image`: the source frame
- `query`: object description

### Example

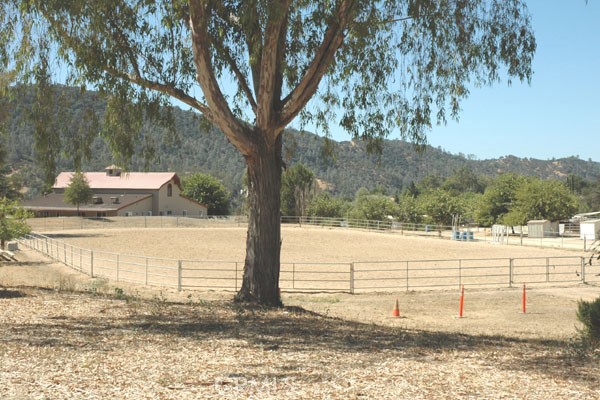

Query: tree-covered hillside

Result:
[5,86,600,200]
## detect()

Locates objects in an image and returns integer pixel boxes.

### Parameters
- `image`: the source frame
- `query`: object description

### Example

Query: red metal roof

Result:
[53,172,180,190]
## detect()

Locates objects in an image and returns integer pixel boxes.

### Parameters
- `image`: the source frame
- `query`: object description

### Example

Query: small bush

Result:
[576,297,600,352]
[55,275,78,292]
[114,287,127,300]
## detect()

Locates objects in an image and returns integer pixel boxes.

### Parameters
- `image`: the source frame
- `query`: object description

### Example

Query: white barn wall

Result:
[580,219,600,240]
[117,197,154,216]
[157,180,206,216]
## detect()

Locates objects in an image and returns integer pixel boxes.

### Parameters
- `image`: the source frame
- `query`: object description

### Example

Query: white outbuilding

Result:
[527,220,558,238]
[580,219,600,241]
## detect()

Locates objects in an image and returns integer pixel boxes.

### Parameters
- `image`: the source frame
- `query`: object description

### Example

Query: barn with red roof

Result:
[24,166,207,218]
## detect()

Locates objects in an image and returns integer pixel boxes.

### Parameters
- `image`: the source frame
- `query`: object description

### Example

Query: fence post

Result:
[177,260,182,291]
[582,257,586,284]
[406,261,409,291]
[509,258,513,288]
[90,251,94,278]
[520,229,523,246]
[235,262,238,291]
[458,259,462,288]
[546,257,550,283]
[349,263,355,294]
[292,263,296,289]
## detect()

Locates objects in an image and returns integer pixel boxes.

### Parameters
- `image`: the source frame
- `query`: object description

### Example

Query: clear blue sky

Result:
[312,1,600,162]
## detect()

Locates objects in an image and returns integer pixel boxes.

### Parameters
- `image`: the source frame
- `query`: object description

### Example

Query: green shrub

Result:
[576,297,600,350]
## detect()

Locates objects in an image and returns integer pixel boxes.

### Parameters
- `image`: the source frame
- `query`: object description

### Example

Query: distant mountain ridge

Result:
[5,86,600,199]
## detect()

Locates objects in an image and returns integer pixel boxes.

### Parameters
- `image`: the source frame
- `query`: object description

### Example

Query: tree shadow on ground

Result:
[2,290,598,389]
[43,233,104,239]
[0,288,27,299]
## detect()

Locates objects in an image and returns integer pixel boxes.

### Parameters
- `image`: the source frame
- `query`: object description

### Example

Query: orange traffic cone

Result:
[392,298,400,317]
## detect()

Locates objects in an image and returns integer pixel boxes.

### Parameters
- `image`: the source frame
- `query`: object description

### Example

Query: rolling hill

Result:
[4,86,600,200]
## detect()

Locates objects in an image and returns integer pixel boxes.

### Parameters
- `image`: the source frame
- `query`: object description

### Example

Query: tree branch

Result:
[40,5,251,154]
[238,1,263,103]
[42,10,208,114]
[210,37,257,113]
[256,0,292,135]
[208,1,258,113]
[188,0,252,155]
[279,0,356,128]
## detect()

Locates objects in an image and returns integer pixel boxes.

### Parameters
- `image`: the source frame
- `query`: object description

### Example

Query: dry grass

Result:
[1,251,599,399]
[1,284,599,399]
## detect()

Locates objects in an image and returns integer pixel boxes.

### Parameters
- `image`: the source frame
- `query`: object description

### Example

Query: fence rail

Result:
[18,232,598,293]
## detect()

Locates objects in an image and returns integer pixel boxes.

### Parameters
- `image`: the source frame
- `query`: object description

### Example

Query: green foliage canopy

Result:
[503,178,578,225]
[307,192,349,219]
[182,173,230,215]
[0,197,31,249]
[281,163,315,217]
[63,172,93,213]
[349,188,398,221]
[0,74,21,199]
[2,0,536,157]
[396,193,421,224]
[476,173,527,226]
[417,188,464,226]
[576,297,600,350]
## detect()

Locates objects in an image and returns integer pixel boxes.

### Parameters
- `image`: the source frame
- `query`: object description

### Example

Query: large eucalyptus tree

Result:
[0,0,535,305]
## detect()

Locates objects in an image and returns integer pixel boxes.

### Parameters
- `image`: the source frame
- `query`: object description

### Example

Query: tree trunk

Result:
[234,133,283,307]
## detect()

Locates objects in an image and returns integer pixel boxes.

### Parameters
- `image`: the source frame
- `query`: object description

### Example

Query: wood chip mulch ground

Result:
[1,287,599,400]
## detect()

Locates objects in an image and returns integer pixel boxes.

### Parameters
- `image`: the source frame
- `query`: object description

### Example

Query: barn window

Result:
[167,183,173,197]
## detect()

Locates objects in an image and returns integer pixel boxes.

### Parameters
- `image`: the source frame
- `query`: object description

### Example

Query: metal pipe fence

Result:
[18,232,598,293]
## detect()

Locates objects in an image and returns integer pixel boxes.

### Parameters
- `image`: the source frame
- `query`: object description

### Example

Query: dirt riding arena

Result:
[35,225,588,262]
[2,225,600,398]
[28,225,599,293]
